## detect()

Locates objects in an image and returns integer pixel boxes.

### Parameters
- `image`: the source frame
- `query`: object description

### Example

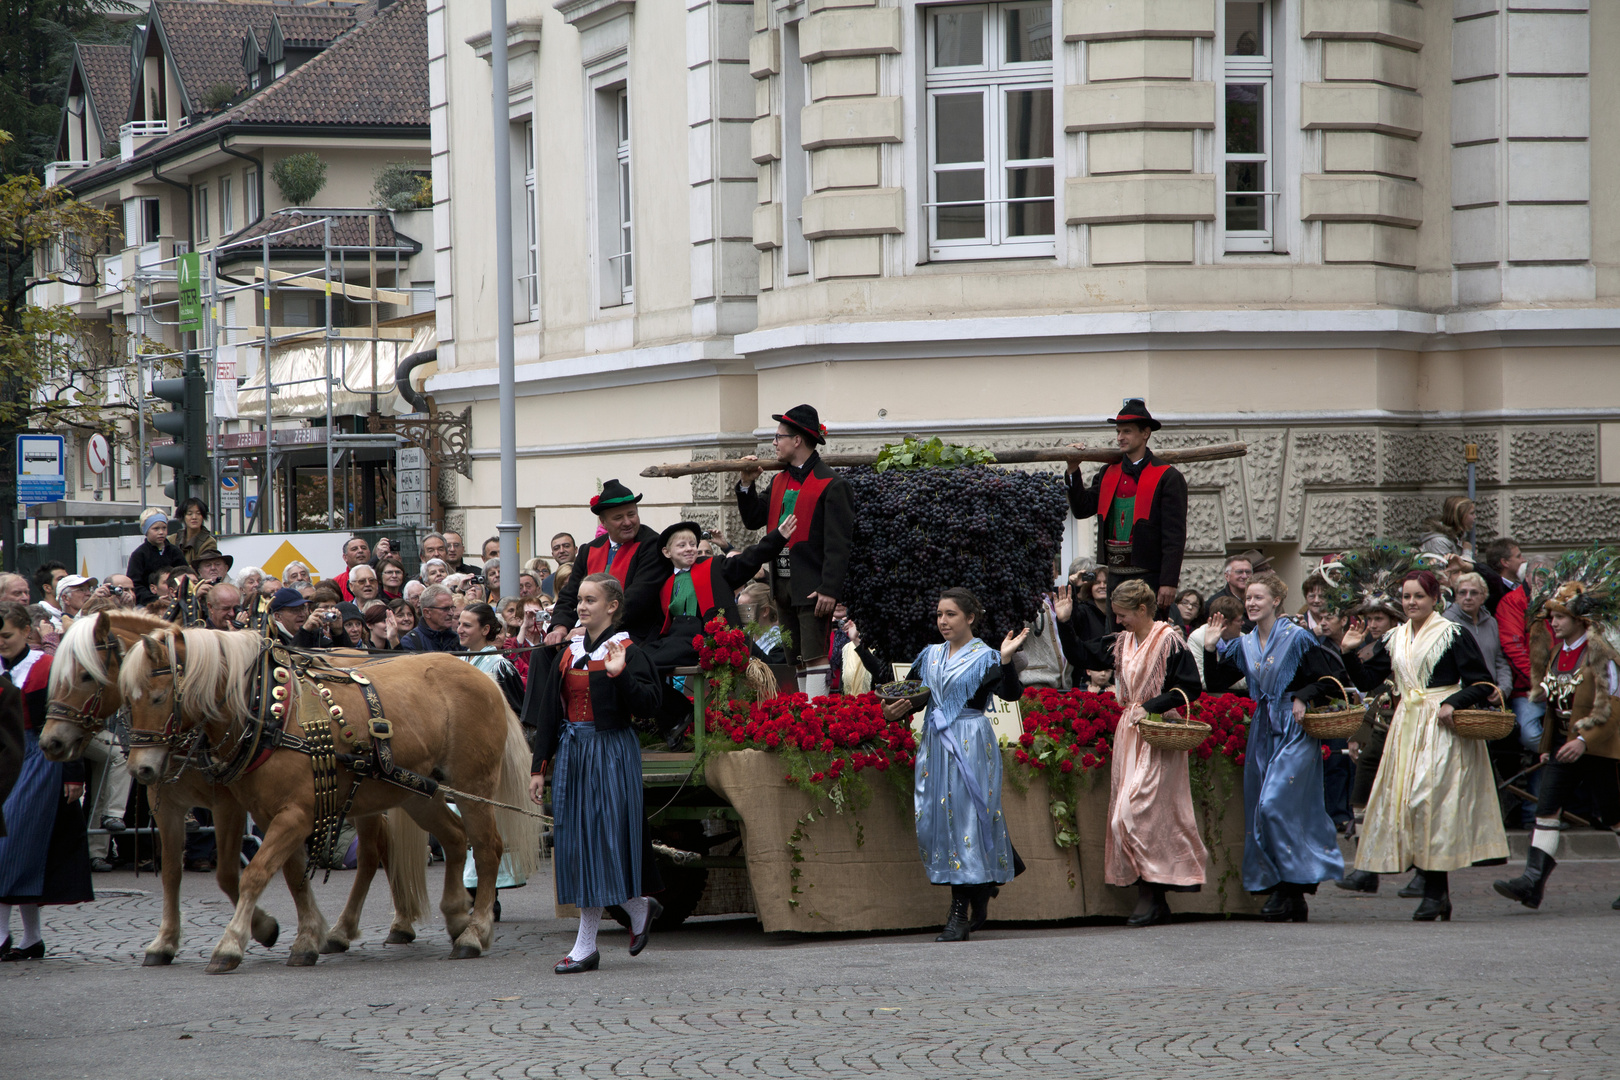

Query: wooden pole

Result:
[639,441,1248,478]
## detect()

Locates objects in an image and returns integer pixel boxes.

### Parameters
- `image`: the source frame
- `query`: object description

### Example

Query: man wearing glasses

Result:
[400,584,461,653]
[736,403,854,699]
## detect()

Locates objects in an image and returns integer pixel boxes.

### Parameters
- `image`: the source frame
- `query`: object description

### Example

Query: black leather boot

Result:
[967,884,998,933]
[1397,870,1427,898]
[1334,869,1379,894]
[1260,886,1290,919]
[1493,848,1556,909]
[1126,884,1171,928]
[935,887,971,942]
[1412,870,1451,922]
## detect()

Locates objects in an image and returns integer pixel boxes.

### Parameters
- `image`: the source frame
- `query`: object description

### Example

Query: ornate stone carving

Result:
[1510,492,1620,546]
[1302,494,1381,551]
[1508,426,1596,483]
[1179,559,1227,598]
[1237,428,1287,541]
[1281,429,1379,541]
[1380,430,1500,485]
[1185,493,1226,554]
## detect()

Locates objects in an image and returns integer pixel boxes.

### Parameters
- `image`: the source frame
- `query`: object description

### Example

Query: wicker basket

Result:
[1300,676,1363,741]
[1138,714,1213,752]
[1452,682,1515,741]
[876,680,931,712]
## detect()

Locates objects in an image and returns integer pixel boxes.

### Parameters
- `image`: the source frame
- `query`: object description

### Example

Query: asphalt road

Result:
[5,856,1618,1079]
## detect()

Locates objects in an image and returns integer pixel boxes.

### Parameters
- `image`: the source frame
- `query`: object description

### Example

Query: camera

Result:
[1079,571,1098,584]
[109,585,126,596]
[468,573,485,585]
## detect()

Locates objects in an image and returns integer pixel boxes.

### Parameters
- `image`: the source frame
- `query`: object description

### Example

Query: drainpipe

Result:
[217,135,263,223]
[149,161,193,249]
[394,348,434,412]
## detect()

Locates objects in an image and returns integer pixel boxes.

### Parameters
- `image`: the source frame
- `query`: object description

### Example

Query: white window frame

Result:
[592,84,633,308]
[220,175,233,235]
[196,184,209,242]
[613,88,633,305]
[244,168,260,224]
[781,20,810,278]
[923,1,1056,262]
[1220,1,1276,254]
[521,120,540,320]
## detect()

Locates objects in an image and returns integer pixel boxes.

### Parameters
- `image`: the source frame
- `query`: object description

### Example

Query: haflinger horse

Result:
[118,623,538,973]
[40,611,430,965]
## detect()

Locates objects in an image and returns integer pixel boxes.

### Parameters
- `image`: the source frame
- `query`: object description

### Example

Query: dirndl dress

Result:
[551,667,644,908]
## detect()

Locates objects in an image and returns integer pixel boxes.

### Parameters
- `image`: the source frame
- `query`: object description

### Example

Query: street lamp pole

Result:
[490,0,520,600]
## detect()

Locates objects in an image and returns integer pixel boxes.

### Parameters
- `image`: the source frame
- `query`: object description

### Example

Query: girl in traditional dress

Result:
[1355,570,1507,920]
[527,574,663,973]
[0,602,92,960]
[1066,580,1205,927]
[883,589,1027,942]
[1205,572,1347,922]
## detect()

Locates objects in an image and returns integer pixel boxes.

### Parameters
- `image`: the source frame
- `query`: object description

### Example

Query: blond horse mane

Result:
[49,609,176,696]
[118,626,263,726]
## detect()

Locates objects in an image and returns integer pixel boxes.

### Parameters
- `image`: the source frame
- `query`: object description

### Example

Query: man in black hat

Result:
[543,479,671,645]
[1065,399,1187,614]
[736,404,854,697]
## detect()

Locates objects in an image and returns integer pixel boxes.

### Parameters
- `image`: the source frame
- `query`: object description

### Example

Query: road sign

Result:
[245,495,258,523]
[16,434,66,504]
[219,474,241,510]
[85,433,110,474]
[177,252,203,333]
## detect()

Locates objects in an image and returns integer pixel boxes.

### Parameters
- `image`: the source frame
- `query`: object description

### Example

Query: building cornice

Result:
[733,307,1620,364]
[425,338,751,401]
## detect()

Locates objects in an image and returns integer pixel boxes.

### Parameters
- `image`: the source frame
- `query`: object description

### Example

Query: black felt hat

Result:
[772,403,827,445]
[659,521,705,548]
[1108,398,1162,431]
[589,478,643,514]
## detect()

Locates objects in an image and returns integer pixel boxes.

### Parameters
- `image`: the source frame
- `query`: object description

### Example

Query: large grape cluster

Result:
[842,464,1068,665]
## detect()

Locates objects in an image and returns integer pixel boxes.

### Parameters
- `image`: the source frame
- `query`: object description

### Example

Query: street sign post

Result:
[177,252,203,333]
[16,435,66,505]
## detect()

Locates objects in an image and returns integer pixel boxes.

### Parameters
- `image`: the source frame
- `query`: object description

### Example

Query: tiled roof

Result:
[272,10,358,50]
[151,0,279,109]
[219,209,420,255]
[231,0,425,127]
[76,43,132,146]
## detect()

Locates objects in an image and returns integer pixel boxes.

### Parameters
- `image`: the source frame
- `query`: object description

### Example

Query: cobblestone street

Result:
[5,858,1618,1079]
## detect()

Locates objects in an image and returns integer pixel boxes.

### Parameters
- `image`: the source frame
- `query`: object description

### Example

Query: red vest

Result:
[767,470,831,546]
[585,539,639,585]
[1097,461,1169,528]
[659,559,717,632]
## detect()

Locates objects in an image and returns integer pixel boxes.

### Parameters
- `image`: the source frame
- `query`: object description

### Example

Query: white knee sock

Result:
[569,907,601,961]
[18,905,42,948]
[0,902,12,941]
[1532,817,1561,857]
[622,896,649,935]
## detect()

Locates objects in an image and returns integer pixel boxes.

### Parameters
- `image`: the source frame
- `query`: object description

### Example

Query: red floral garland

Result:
[706,692,917,787]
[1015,688,1256,773]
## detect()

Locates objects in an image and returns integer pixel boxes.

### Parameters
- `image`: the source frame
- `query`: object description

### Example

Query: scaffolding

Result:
[121,209,434,535]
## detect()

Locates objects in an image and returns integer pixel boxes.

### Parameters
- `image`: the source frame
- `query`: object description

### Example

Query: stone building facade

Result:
[429,0,1620,592]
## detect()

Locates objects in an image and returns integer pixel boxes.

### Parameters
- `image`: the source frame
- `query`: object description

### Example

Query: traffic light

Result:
[152,352,207,504]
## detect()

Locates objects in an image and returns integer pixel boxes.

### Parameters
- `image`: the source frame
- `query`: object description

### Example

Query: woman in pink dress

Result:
[1067,579,1206,926]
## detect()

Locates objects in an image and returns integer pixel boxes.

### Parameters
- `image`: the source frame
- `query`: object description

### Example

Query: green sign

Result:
[177,251,203,333]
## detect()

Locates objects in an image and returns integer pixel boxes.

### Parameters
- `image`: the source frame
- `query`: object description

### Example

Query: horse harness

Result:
[44,631,127,735]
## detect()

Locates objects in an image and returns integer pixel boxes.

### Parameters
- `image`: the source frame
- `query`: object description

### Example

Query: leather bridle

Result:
[44,632,126,734]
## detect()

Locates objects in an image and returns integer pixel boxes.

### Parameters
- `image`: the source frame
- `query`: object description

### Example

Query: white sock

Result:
[623,896,649,935]
[18,905,42,949]
[1532,818,1561,857]
[569,907,601,961]
[802,665,830,699]
[0,902,12,942]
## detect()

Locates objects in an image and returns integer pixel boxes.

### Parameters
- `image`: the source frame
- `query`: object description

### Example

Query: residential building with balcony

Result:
[432,1,1620,591]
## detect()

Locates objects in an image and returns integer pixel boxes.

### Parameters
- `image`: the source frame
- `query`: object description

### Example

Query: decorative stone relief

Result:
[1237,428,1287,541]
[1381,494,1500,547]
[1510,493,1620,546]
[1302,494,1381,551]
[1381,430,1501,485]
[1281,429,1379,541]
[1508,426,1597,483]
[1185,493,1225,554]
[1156,428,1243,541]
[1180,559,1226,598]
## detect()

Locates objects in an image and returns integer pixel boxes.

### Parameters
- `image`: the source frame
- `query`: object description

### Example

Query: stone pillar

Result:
[1450,0,1593,303]
[1064,0,1217,265]
[690,0,760,337]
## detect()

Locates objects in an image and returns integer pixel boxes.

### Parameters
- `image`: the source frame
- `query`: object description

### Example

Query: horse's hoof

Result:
[319,937,349,954]
[142,951,175,967]
[449,944,481,960]
[384,930,416,945]
[205,955,241,974]
[286,951,320,967]
[253,922,280,949]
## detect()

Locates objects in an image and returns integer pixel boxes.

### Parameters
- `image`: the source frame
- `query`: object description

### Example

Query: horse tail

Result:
[384,808,430,928]
[496,706,541,882]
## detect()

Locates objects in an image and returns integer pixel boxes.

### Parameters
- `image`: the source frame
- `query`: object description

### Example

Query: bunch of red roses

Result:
[1186,693,1255,766]
[694,614,751,672]
[1013,688,1124,775]
[706,692,918,802]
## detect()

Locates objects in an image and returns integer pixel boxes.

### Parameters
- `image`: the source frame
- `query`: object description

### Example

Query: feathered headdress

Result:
[1527,544,1620,639]
[1319,542,1442,618]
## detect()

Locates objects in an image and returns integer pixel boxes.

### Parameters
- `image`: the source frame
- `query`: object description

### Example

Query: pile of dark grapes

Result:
[842,464,1068,666]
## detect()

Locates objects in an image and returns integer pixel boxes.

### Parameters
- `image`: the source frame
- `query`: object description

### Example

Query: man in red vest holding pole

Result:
[1066,399,1188,614]
[736,404,855,698]
[544,479,671,645]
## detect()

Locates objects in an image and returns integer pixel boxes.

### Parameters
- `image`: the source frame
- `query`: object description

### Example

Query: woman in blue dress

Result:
[1204,571,1349,922]
[883,588,1027,942]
